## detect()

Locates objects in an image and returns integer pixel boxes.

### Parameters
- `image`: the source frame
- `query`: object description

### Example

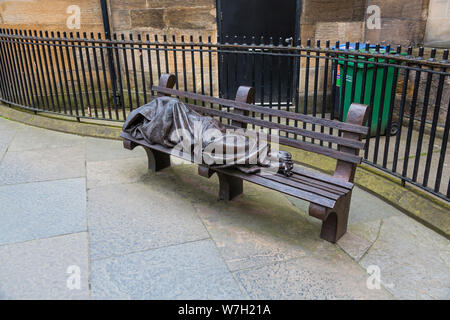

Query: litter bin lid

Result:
[333,43,401,68]
[332,43,387,52]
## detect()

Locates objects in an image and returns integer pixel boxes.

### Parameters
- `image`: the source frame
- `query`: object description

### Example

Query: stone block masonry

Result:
[109,0,216,34]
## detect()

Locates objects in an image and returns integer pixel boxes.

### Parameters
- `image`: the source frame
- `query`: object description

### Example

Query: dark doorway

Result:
[217,0,301,105]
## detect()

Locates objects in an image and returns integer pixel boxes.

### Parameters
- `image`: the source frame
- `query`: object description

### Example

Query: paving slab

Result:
[194,201,312,272]
[0,129,17,145]
[335,188,400,262]
[346,188,401,224]
[0,178,87,245]
[288,186,400,262]
[147,165,331,271]
[337,219,382,261]
[0,232,89,299]
[91,239,243,299]
[85,137,146,162]
[234,252,393,300]
[0,116,22,131]
[7,125,85,152]
[87,181,209,260]
[0,144,86,185]
[0,116,448,300]
[86,157,149,188]
[360,215,450,299]
[0,143,7,161]
[288,187,399,228]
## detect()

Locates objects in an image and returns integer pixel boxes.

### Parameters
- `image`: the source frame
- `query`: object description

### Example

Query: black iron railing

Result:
[0,29,448,201]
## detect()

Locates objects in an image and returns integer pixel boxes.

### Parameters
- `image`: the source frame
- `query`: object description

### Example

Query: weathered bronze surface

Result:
[278,150,294,177]
[123,95,277,173]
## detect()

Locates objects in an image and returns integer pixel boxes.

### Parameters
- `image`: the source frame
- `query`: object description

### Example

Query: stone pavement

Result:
[0,116,448,300]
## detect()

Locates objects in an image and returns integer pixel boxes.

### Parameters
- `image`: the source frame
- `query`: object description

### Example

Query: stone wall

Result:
[395,62,450,126]
[0,0,217,37]
[109,0,216,36]
[300,0,431,47]
[300,0,366,44]
[0,0,441,47]
[365,0,430,47]
[424,0,450,47]
[0,0,446,122]
[108,0,218,95]
[0,0,104,33]
[298,0,440,123]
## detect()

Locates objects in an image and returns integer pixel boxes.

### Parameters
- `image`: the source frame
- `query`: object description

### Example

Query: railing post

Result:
[100,0,119,109]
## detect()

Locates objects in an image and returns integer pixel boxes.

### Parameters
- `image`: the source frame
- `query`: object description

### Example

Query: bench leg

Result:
[123,139,137,151]
[217,173,243,201]
[143,146,170,172]
[123,139,170,173]
[309,192,351,243]
[320,209,349,243]
[320,193,351,243]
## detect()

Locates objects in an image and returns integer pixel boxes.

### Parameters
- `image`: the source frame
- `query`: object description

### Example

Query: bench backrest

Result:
[153,74,369,165]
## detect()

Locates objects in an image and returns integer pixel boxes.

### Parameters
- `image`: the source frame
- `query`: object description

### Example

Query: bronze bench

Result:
[121,74,370,243]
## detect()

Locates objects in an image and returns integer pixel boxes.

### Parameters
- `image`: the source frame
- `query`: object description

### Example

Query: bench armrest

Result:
[333,103,370,183]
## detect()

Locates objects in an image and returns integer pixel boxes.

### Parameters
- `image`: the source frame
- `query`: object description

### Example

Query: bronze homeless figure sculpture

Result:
[121,74,370,243]
[123,96,293,176]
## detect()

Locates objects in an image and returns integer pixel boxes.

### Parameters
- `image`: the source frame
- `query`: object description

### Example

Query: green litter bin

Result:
[335,44,402,136]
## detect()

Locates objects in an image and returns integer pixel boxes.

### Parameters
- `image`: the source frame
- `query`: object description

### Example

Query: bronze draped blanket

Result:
[122,96,272,173]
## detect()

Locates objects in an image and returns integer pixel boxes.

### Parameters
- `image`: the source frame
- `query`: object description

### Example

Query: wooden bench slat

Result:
[233,116,361,165]
[153,86,369,135]
[261,173,343,200]
[289,174,350,195]
[179,102,362,164]
[215,167,337,208]
[270,135,362,164]
[291,167,354,189]
[183,102,365,150]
